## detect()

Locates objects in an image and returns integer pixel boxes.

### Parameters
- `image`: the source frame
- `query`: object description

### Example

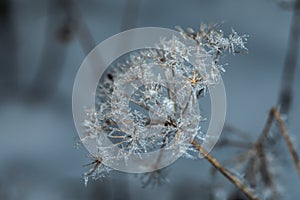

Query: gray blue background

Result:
[0,0,299,199]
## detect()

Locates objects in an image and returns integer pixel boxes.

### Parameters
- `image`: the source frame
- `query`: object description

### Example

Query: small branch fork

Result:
[191,107,300,200]
[273,108,300,176]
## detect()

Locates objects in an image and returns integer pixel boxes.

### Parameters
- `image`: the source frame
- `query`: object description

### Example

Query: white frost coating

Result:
[72,26,234,178]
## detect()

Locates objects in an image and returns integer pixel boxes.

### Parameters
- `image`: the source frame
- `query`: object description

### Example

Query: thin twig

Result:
[191,140,259,200]
[278,0,300,115]
[240,109,277,195]
[255,109,275,146]
[256,144,280,199]
[273,107,300,177]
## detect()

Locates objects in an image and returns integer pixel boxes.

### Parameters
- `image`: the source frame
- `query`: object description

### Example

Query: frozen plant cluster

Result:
[80,23,248,185]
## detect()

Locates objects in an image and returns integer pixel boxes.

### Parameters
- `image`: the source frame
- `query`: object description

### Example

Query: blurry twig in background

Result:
[28,0,97,102]
[121,0,140,31]
[278,0,300,115]
[73,0,96,55]
[273,108,300,176]
[203,107,299,199]
[23,0,142,103]
[28,0,74,101]
[76,17,96,55]
[0,0,18,98]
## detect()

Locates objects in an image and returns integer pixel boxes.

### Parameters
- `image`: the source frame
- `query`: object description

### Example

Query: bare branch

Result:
[191,140,259,200]
[273,107,300,177]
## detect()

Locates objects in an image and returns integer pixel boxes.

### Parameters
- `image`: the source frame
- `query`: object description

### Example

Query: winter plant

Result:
[79,23,248,185]
[78,23,300,200]
[81,24,247,175]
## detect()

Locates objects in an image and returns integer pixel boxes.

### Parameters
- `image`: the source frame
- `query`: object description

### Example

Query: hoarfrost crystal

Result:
[73,25,246,183]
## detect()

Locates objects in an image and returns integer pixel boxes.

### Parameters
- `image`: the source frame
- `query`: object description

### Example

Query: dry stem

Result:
[191,140,259,200]
[273,107,300,177]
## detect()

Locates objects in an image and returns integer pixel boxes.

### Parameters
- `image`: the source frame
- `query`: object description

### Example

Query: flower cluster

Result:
[80,23,248,186]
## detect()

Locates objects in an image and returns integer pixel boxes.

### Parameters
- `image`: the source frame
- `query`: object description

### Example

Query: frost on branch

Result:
[176,23,248,56]
[83,155,112,187]
[79,23,248,185]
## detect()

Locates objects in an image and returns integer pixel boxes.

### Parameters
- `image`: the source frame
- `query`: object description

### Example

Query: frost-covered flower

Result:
[80,23,248,185]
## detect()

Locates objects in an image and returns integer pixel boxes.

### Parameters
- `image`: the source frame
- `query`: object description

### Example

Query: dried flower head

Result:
[80,23,248,186]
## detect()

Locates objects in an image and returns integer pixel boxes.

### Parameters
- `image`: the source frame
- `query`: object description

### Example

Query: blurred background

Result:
[0,0,299,199]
